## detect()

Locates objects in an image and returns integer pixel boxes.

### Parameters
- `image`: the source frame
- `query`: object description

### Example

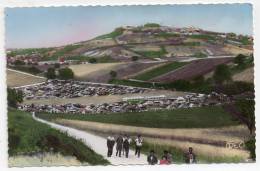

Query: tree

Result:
[235,99,255,134]
[7,88,23,108]
[88,58,97,64]
[234,54,246,66]
[58,68,74,80]
[109,70,117,79]
[245,137,256,161]
[131,56,139,61]
[213,64,232,84]
[45,68,56,79]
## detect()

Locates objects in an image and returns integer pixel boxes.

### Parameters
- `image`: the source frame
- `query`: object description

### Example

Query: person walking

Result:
[135,134,143,158]
[116,134,124,157]
[184,147,197,164]
[122,134,127,156]
[106,135,115,157]
[147,150,158,165]
[123,135,131,158]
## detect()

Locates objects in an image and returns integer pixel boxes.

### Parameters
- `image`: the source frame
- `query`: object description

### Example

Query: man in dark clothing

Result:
[184,147,197,164]
[123,135,131,158]
[116,134,124,157]
[107,136,115,157]
[147,150,158,165]
[135,134,143,158]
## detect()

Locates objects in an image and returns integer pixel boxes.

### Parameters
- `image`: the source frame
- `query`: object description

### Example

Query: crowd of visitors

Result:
[107,134,197,165]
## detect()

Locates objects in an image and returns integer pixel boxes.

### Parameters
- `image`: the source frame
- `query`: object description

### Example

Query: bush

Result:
[7,88,23,108]
[234,54,246,66]
[109,70,117,79]
[58,68,74,80]
[245,137,256,161]
[88,58,97,63]
[45,68,56,79]
[213,64,232,84]
[131,56,139,61]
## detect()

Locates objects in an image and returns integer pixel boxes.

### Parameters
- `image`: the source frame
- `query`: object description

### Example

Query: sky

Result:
[5,4,253,49]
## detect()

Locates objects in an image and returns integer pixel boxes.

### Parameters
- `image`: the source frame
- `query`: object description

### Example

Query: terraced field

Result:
[151,58,233,83]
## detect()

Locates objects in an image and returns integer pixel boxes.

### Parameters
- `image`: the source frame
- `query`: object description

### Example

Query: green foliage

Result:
[45,68,56,79]
[14,60,25,65]
[7,88,23,108]
[37,106,240,129]
[95,27,124,39]
[9,66,42,75]
[109,70,117,78]
[134,62,188,81]
[215,81,254,95]
[245,137,256,161]
[48,45,83,60]
[189,34,216,41]
[138,46,167,58]
[182,42,201,46]
[144,23,161,27]
[88,58,97,63]
[194,52,207,58]
[58,68,74,80]
[131,56,139,61]
[213,64,232,84]
[235,99,255,134]
[234,54,246,66]
[7,48,53,57]
[8,109,109,165]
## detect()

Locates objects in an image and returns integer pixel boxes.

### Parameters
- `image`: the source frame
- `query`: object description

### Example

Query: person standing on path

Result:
[116,134,124,157]
[135,134,143,158]
[123,135,131,158]
[106,135,115,157]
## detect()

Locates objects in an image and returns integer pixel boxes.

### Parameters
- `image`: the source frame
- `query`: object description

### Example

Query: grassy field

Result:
[7,69,46,87]
[134,62,188,81]
[69,63,122,80]
[8,108,109,165]
[141,138,247,163]
[36,106,240,129]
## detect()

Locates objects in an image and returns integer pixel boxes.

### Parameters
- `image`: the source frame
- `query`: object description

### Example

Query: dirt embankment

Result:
[232,67,254,83]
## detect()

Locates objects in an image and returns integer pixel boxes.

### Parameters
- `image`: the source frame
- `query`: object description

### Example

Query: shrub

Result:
[213,64,232,84]
[88,58,97,63]
[58,68,74,80]
[234,54,246,66]
[7,88,23,108]
[245,137,256,161]
[14,60,25,65]
[131,56,139,61]
[109,70,117,79]
[45,68,56,79]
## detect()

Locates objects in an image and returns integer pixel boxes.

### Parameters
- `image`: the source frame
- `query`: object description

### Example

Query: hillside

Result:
[7,24,253,63]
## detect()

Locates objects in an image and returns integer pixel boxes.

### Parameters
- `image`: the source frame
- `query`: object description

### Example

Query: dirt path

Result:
[32,114,147,165]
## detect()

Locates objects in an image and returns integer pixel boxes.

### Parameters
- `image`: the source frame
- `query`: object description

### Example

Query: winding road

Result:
[32,113,147,165]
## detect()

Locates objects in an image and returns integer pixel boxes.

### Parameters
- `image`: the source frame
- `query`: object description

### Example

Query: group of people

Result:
[147,147,196,165]
[106,134,143,158]
[107,134,196,165]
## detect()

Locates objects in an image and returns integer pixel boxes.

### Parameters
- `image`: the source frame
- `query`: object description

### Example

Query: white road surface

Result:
[32,114,148,166]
